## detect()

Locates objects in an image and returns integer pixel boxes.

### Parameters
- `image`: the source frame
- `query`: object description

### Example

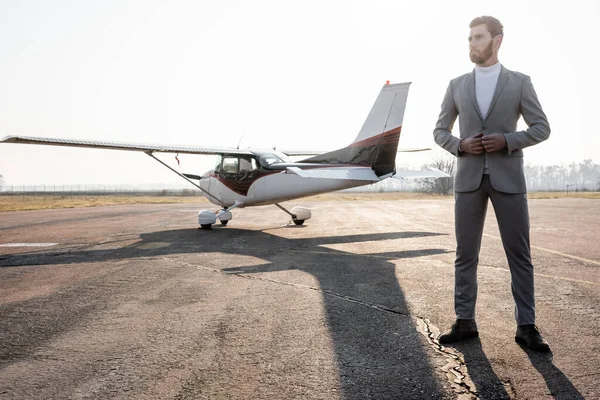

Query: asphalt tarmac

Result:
[0,197,598,399]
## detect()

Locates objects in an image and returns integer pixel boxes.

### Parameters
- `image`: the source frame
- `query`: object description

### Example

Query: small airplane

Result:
[1,81,449,228]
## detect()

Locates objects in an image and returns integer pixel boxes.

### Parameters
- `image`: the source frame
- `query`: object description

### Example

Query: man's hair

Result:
[469,16,504,38]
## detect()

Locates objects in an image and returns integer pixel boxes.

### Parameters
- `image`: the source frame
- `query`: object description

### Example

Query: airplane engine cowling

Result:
[198,210,217,226]
[291,207,311,221]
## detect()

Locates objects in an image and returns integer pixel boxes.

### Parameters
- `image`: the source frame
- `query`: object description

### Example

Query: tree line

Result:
[421,158,600,194]
[524,160,600,192]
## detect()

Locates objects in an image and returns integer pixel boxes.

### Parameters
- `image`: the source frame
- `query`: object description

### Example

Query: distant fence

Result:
[0,185,203,197]
[0,179,597,197]
[0,179,424,196]
[526,182,599,193]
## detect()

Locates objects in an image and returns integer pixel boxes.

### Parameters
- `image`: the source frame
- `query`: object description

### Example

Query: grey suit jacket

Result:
[433,65,550,193]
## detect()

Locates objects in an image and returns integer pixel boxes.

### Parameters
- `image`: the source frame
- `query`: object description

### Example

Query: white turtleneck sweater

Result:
[474,62,501,174]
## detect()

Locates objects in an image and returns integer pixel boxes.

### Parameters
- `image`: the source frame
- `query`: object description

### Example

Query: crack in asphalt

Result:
[167,258,483,399]
[172,260,412,316]
[502,378,517,398]
[416,319,481,399]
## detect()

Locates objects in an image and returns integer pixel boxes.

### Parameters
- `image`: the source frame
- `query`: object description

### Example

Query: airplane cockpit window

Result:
[222,157,238,174]
[239,157,258,173]
[237,157,259,181]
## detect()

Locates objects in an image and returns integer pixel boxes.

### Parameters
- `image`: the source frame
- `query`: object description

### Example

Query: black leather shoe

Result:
[438,319,479,344]
[515,325,550,352]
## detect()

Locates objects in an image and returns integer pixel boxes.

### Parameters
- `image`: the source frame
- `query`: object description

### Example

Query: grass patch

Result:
[0,195,208,212]
[528,191,600,199]
[0,191,598,212]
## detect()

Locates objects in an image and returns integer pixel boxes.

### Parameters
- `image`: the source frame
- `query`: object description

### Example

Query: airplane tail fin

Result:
[300,82,411,177]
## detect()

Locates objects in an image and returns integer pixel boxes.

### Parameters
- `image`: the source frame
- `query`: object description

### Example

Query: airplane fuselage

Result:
[198,151,372,207]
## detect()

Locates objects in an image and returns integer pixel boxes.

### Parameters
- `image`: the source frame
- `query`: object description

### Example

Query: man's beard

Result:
[470,40,493,65]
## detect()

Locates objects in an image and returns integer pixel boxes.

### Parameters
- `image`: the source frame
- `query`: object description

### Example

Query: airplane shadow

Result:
[1,228,455,398]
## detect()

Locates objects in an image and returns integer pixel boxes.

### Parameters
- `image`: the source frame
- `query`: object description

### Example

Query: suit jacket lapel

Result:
[484,65,509,122]
[467,70,484,121]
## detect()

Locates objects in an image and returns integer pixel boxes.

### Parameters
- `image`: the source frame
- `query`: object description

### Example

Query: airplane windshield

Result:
[259,154,285,167]
[212,155,223,171]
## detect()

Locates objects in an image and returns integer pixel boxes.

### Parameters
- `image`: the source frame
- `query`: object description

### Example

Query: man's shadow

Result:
[450,331,585,399]
[453,339,512,399]
[522,348,585,400]
[2,227,455,398]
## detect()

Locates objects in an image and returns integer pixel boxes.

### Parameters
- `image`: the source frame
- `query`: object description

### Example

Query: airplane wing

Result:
[0,135,254,156]
[283,164,449,181]
[285,166,379,181]
[397,147,432,153]
[394,167,451,179]
[280,147,431,156]
[279,149,326,156]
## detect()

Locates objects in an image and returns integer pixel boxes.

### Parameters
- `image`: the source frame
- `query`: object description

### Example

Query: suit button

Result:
[482,126,486,131]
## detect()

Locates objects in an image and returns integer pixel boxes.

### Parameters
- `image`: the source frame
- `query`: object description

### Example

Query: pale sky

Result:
[1,0,598,186]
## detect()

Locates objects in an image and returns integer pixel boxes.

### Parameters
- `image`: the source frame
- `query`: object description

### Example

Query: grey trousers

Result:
[454,175,536,325]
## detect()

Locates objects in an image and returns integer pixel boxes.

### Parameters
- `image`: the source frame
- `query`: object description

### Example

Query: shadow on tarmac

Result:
[453,339,511,399]
[522,349,585,400]
[4,226,565,398]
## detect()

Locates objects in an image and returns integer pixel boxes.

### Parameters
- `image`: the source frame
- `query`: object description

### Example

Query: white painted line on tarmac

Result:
[429,257,600,287]
[418,216,600,267]
[483,233,600,267]
[530,245,600,267]
[0,243,58,247]
[479,263,600,287]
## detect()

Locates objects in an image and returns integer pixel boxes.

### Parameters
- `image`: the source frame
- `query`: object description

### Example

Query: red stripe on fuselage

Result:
[350,126,401,148]
[210,170,280,196]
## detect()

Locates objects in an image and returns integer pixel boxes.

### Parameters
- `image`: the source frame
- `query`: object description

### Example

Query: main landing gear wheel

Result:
[199,224,212,230]
[218,210,232,226]
[275,203,311,226]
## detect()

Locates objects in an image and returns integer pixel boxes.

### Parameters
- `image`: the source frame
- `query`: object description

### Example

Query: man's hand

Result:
[459,132,484,155]
[481,133,507,153]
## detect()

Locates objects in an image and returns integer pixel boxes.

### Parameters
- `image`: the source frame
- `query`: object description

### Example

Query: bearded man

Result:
[433,16,551,352]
